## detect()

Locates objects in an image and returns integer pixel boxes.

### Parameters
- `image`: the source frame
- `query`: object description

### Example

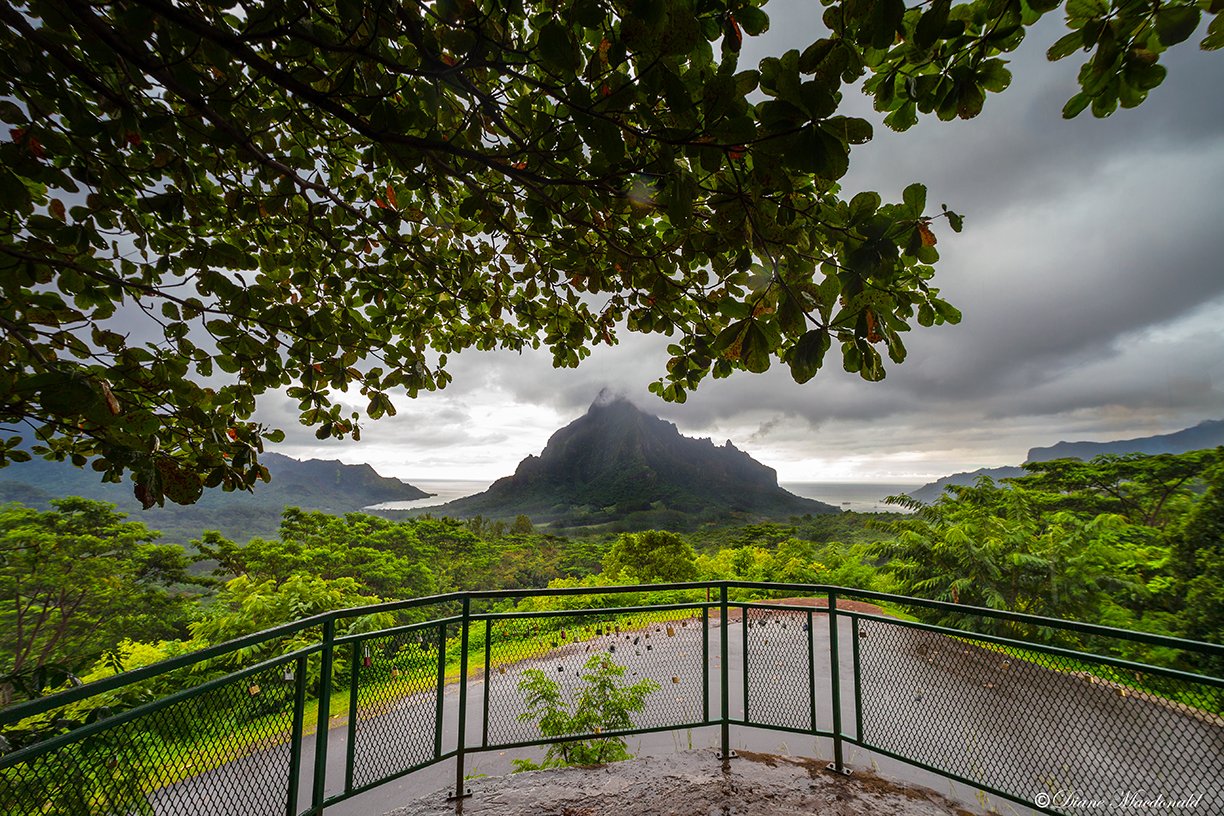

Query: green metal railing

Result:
[2,582,1221,815]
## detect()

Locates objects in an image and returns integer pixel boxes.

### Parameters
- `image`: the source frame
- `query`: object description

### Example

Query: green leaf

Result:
[978,60,1013,93]
[885,331,907,364]
[0,166,30,211]
[740,322,772,373]
[902,183,926,217]
[1062,91,1091,118]
[666,171,697,228]
[823,115,872,144]
[858,344,885,381]
[789,329,830,383]
[805,124,851,179]
[956,82,986,119]
[884,101,918,131]
[1156,6,1201,46]
[914,0,951,49]
[573,0,605,28]
[799,38,837,74]
[735,7,770,36]
[868,0,907,50]
[849,191,881,223]
[777,292,808,337]
[539,21,581,75]
[841,340,862,373]
[931,298,962,324]
[1066,0,1108,19]
[712,319,749,352]
[1047,31,1084,60]
[1203,14,1224,50]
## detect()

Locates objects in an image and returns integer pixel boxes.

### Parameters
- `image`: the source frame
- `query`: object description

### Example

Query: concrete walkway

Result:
[381,750,978,816]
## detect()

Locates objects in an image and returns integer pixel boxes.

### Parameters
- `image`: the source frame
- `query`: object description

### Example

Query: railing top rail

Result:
[4,580,1220,726]
[0,589,467,726]
[817,583,1224,656]
[717,580,1224,656]
[0,644,319,769]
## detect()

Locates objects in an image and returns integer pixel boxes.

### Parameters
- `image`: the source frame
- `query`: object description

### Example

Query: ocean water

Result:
[781,482,922,513]
[365,480,492,511]
[367,480,921,514]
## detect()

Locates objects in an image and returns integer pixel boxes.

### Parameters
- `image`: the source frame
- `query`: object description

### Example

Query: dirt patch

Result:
[382,751,983,816]
[764,596,888,616]
[708,596,888,621]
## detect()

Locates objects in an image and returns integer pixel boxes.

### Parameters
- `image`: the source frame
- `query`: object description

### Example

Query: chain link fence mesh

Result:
[854,616,1224,814]
[346,622,446,791]
[1,658,302,816]
[481,606,707,748]
[742,605,814,731]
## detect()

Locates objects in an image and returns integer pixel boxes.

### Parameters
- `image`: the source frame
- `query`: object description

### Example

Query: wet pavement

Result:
[381,750,979,816]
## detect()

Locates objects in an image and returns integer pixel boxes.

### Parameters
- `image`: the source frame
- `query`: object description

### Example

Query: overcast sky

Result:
[259,7,1224,486]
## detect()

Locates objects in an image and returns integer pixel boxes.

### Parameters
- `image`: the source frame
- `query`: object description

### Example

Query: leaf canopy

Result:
[0,0,1214,504]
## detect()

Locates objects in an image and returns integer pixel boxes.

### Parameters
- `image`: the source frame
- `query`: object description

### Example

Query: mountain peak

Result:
[429,396,837,529]
[589,387,629,409]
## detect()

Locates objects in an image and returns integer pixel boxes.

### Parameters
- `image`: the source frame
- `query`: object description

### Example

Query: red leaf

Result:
[100,381,121,415]
[865,309,882,344]
[727,14,743,51]
[134,481,157,510]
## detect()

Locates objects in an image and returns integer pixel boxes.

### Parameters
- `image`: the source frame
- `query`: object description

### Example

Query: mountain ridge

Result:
[907,419,1224,503]
[0,451,430,542]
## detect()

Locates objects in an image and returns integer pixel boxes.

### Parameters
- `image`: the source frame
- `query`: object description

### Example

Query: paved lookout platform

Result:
[382,751,981,816]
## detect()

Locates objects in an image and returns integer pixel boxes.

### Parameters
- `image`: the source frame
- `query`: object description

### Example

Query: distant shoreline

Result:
[367,480,923,515]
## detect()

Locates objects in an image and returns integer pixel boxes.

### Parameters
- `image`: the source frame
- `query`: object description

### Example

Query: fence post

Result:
[286,654,308,816]
[434,619,446,759]
[826,590,850,775]
[717,583,736,760]
[808,608,816,734]
[450,596,473,800]
[741,597,749,725]
[344,640,360,793]
[852,614,863,742]
[702,603,710,724]
[312,618,336,813]
[482,617,492,748]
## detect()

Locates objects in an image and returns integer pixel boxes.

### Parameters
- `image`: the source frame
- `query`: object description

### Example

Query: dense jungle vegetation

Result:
[2,448,1220,711]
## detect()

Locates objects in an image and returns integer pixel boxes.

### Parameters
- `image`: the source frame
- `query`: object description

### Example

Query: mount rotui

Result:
[424,396,837,528]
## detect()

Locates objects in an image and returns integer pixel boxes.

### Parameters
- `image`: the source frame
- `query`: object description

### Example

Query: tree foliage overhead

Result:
[1,0,1216,506]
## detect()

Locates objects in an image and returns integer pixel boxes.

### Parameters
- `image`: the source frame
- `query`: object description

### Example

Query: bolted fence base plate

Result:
[717,750,738,760]
[447,789,473,801]
[826,763,852,776]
